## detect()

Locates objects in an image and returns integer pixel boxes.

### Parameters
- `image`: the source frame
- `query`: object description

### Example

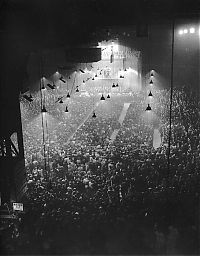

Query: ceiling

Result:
[0,0,199,50]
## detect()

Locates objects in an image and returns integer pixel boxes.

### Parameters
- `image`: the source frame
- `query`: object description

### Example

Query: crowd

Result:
[1,86,199,254]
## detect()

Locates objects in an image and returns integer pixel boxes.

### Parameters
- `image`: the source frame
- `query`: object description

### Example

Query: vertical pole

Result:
[167,18,175,186]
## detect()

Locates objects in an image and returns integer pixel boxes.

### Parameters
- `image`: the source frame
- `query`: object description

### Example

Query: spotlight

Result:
[148,91,153,97]
[67,92,70,98]
[23,95,33,102]
[41,105,47,112]
[178,30,183,35]
[76,87,79,92]
[47,83,56,89]
[189,27,195,33]
[59,99,64,103]
[112,83,116,88]
[183,29,188,34]
[92,112,96,118]
[107,94,110,99]
[59,76,66,83]
[100,94,105,100]
[146,104,152,111]
[79,69,85,73]
[149,80,153,85]
[65,106,69,112]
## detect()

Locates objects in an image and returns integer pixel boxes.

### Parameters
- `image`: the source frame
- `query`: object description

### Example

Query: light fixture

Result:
[59,76,66,83]
[59,99,64,103]
[148,91,153,97]
[23,95,33,102]
[107,94,110,99]
[92,112,96,118]
[112,83,116,88]
[76,87,79,92]
[189,27,195,33]
[41,84,46,90]
[79,69,85,73]
[47,83,56,89]
[41,105,47,112]
[149,80,153,85]
[67,92,70,98]
[65,106,69,112]
[183,29,188,34]
[178,30,183,35]
[100,94,105,100]
[146,104,151,111]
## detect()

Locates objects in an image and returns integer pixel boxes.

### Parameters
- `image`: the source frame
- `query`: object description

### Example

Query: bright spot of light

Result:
[179,30,183,35]
[189,27,195,33]
[183,29,188,34]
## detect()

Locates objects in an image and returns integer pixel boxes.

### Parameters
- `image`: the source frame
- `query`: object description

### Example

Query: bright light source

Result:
[179,30,183,35]
[183,29,188,34]
[189,27,195,33]
[55,71,59,75]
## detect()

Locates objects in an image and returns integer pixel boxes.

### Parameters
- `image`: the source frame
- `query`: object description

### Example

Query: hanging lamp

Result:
[100,94,105,100]
[146,104,152,111]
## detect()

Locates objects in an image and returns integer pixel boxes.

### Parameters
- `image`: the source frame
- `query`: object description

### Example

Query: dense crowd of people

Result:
[1,85,200,254]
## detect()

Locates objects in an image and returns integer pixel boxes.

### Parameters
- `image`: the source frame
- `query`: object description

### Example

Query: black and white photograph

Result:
[0,0,200,255]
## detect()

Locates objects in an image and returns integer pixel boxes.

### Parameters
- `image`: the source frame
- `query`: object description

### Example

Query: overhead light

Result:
[59,99,64,103]
[92,112,96,118]
[100,94,105,100]
[41,105,47,112]
[67,92,70,98]
[178,30,183,35]
[59,76,66,83]
[79,69,85,73]
[146,104,151,111]
[76,87,79,92]
[189,27,195,33]
[23,95,33,102]
[112,83,116,88]
[107,94,110,98]
[149,80,153,85]
[65,106,69,112]
[41,84,46,90]
[148,91,153,97]
[183,29,188,34]
[47,83,56,89]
